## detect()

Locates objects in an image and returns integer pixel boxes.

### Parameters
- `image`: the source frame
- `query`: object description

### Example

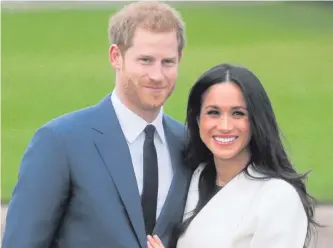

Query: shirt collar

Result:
[111,91,166,144]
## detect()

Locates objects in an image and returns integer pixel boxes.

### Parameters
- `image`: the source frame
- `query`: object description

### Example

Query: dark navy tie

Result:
[141,124,158,234]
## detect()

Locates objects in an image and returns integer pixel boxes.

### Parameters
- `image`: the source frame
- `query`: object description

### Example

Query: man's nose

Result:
[148,64,165,82]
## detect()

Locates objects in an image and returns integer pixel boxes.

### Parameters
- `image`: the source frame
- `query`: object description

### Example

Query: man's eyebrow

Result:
[138,54,154,58]
[163,57,177,60]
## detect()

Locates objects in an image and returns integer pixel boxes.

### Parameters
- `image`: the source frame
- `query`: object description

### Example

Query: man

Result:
[2,1,191,247]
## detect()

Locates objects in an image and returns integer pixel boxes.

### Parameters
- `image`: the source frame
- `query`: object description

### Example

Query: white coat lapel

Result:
[181,165,263,247]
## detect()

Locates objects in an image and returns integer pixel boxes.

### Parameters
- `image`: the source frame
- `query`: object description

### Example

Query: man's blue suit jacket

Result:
[3,94,192,248]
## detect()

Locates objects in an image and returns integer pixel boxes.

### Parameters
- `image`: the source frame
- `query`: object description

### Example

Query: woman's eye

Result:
[233,111,246,116]
[207,110,219,115]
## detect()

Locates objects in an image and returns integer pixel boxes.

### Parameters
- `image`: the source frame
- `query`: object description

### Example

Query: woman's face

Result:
[198,82,251,163]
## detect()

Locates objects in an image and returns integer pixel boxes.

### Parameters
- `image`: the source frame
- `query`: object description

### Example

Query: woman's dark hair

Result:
[173,63,318,247]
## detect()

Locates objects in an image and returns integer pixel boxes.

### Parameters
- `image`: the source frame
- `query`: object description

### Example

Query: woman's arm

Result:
[250,180,308,248]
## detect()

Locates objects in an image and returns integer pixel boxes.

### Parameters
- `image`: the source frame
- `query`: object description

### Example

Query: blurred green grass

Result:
[2,2,333,202]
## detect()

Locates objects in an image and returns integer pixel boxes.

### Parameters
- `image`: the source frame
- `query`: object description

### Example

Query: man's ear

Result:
[109,44,122,70]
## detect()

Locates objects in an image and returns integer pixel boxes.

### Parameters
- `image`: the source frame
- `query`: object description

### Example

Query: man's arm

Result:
[2,125,70,248]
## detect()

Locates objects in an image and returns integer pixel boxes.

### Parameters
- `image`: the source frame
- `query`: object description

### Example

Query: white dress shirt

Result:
[111,91,174,219]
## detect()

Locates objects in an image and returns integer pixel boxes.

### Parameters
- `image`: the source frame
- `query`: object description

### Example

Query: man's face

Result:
[110,28,181,115]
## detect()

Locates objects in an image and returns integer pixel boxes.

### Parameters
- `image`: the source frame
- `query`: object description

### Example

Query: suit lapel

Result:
[92,95,146,248]
[154,117,190,236]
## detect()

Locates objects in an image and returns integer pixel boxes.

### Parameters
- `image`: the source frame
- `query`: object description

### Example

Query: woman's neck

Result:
[214,151,250,186]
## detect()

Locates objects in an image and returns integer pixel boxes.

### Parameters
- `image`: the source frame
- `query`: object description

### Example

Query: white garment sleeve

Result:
[250,180,308,248]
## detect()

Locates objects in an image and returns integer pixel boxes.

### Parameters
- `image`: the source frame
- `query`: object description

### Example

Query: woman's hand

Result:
[147,235,165,248]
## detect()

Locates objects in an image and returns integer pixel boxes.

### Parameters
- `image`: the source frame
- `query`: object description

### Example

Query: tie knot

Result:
[144,125,156,140]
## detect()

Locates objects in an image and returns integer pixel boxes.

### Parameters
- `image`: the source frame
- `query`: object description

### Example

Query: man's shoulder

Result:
[41,102,100,133]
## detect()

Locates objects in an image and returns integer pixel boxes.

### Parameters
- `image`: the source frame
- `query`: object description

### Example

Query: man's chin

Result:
[142,97,166,108]
[145,103,164,111]
[140,101,164,111]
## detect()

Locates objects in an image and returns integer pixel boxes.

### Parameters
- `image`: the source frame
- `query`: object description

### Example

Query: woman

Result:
[147,63,317,248]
